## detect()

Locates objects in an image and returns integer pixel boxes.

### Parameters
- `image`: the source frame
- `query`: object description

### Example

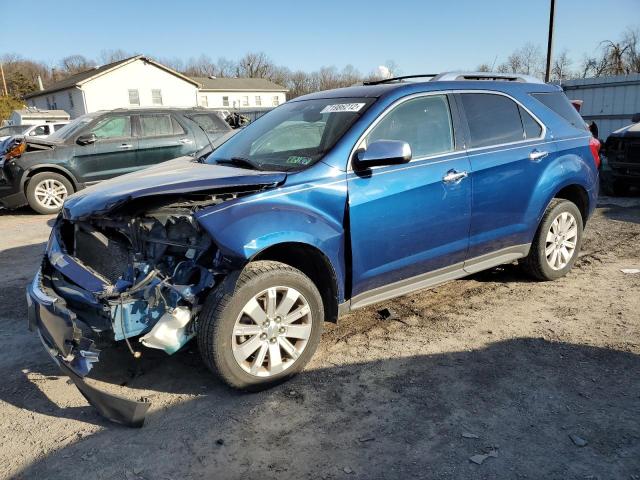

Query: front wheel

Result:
[25,172,74,214]
[521,199,584,281]
[197,261,324,390]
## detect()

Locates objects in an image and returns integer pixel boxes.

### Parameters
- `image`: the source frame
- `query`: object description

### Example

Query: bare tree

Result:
[59,55,95,75]
[99,49,134,64]
[551,49,573,82]
[236,52,274,78]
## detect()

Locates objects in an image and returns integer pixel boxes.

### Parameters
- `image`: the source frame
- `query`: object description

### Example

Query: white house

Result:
[24,55,200,118]
[193,77,287,110]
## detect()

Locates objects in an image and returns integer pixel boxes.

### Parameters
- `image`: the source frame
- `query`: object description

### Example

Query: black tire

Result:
[521,199,584,281]
[197,260,324,390]
[25,172,74,214]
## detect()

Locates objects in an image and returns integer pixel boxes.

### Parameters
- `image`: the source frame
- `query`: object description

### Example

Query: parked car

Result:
[600,113,640,195]
[0,108,231,213]
[0,122,69,141]
[27,72,599,426]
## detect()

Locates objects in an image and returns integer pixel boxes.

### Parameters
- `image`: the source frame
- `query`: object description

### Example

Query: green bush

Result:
[0,95,25,122]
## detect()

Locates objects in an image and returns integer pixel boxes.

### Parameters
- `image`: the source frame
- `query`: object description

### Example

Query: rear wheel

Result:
[25,172,73,214]
[197,261,324,390]
[521,199,583,281]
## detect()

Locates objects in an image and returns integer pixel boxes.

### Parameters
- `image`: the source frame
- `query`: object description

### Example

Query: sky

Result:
[1,0,639,74]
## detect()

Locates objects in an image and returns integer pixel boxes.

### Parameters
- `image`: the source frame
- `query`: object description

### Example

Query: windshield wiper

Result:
[215,157,260,170]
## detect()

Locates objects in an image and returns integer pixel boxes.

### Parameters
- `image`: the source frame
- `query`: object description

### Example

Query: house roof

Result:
[24,55,200,99]
[193,76,288,92]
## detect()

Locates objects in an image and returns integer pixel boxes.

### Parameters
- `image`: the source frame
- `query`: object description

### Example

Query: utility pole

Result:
[0,63,7,96]
[544,0,556,83]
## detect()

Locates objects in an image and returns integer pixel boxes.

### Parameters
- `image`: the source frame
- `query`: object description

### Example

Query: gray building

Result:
[562,74,640,140]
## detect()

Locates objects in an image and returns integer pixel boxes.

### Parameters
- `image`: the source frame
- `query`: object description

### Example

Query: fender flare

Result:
[21,164,81,192]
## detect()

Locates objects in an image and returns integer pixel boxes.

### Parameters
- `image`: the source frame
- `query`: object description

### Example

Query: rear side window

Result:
[460,93,524,148]
[139,114,185,137]
[531,92,588,130]
[186,113,230,133]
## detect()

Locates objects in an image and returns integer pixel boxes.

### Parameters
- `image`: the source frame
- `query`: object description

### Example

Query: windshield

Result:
[48,113,100,141]
[0,125,30,136]
[206,98,375,171]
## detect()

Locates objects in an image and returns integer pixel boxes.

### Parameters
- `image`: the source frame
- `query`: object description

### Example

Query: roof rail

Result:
[431,71,545,84]
[363,74,438,86]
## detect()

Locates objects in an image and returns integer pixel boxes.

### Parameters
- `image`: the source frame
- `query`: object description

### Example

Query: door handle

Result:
[442,170,468,184]
[179,138,193,144]
[118,144,133,149]
[529,149,548,162]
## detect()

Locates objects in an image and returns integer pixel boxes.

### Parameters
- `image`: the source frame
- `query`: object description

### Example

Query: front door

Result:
[135,113,195,168]
[348,94,472,299]
[70,114,138,183]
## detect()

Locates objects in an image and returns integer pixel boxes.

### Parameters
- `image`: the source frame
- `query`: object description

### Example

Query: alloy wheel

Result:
[545,211,578,270]
[33,178,68,209]
[232,286,312,377]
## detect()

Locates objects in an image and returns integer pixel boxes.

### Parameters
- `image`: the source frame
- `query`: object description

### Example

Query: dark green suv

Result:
[0,108,231,214]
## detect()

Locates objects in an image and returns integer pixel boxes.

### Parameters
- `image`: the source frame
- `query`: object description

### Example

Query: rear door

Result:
[70,114,138,183]
[456,92,550,263]
[135,113,195,168]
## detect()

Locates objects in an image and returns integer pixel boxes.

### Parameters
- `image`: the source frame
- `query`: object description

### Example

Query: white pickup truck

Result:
[0,122,69,141]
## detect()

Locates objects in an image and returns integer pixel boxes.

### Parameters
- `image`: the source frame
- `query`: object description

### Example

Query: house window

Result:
[272,96,280,106]
[152,89,163,105]
[241,96,249,107]
[128,89,140,106]
[50,95,57,109]
[200,95,208,108]
[68,91,74,109]
[255,95,262,106]
[222,96,229,107]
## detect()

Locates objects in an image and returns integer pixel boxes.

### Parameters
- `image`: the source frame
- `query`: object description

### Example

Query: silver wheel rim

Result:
[232,286,312,377]
[545,211,578,270]
[33,178,68,209]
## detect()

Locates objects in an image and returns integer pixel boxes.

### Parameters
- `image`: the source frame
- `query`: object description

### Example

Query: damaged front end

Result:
[27,189,260,427]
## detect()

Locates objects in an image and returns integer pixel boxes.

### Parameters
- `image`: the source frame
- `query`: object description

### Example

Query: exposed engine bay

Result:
[37,190,256,426]
[53,193,245,353]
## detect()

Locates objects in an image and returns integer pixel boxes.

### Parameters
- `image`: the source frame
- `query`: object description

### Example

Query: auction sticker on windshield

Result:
[320,103,366,114]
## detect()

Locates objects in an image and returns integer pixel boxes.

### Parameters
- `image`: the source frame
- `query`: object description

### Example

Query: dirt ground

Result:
[0,194,639,480]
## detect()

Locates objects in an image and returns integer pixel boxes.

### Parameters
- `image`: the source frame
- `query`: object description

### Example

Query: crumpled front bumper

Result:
[26,267,151,427]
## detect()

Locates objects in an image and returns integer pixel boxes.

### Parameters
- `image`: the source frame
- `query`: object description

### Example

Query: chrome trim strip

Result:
[347,89,548,172]
[349,244,531,310]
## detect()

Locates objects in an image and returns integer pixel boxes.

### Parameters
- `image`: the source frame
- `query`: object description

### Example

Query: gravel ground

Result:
[0,194,639,480]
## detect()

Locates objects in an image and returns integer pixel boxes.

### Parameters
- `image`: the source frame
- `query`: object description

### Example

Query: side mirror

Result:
[354,140,412,169]
[76,133,97,146]
[631,113,640,124]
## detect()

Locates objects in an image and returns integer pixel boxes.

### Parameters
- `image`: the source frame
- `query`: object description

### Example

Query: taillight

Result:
[589,137,601,169]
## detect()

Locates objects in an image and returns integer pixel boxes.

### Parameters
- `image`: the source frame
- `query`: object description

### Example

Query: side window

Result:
[140,114,184,137]
[364,94,454,158]
[186,113,229,133]
[531,92,588,130]
[519,106,543,139]
[31,125,49,136]
[90,116,132,139]
[460,93,525,148]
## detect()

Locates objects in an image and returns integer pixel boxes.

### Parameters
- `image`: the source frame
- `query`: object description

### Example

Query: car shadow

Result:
[597,193,640,225]
[9,337,640,479]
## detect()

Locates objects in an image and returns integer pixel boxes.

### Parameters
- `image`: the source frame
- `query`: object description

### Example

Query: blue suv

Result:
[27,72,599,426]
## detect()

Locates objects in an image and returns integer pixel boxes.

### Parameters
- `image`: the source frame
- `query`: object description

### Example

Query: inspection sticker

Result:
[320,103,366,114]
